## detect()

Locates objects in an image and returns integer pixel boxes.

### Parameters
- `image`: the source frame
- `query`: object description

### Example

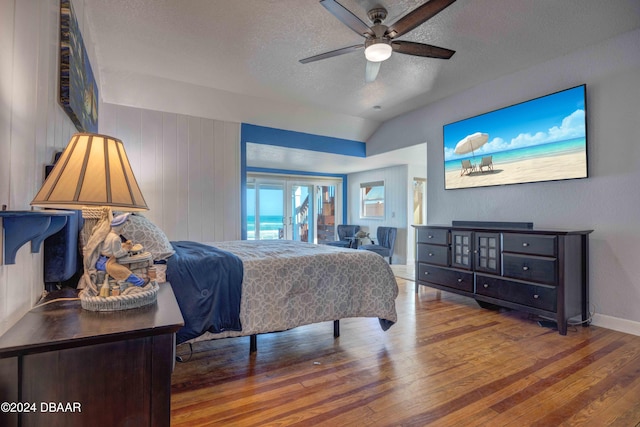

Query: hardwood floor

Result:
[171,276,640,426]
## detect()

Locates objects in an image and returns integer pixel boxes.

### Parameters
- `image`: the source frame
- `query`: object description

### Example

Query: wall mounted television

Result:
[443,85,588,190]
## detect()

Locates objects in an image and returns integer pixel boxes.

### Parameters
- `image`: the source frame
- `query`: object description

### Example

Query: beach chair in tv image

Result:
[479,156,493,172]
[460,159,476,175]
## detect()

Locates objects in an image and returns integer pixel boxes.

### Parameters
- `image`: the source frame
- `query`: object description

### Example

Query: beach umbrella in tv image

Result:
[454,132,489,159]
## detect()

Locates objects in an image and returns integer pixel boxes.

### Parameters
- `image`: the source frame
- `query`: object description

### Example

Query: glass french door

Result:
[247,175,341,243]
[246,181,285,240]
[288,183,313,242]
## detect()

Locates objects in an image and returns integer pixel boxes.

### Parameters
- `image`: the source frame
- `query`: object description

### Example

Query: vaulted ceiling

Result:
[82,0,638,176]
[85,0,640,143]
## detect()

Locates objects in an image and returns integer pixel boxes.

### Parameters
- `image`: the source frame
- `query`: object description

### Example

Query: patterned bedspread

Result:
[184,240,398,344]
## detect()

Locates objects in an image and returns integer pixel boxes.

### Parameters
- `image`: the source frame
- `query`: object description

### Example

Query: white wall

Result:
[366,29,640,335]
[100,104,241,242]
[0,0,241,336]
[0,0,96,335]
[347,165,408,265]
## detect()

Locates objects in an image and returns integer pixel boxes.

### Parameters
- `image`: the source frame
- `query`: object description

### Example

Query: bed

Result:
[45,213,399,351]
[166,239,399,350]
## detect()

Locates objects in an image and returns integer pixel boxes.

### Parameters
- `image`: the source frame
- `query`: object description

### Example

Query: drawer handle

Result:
[522,266,529,271]
[424,271,429,276]
[533,294,539,299]
[428,235,434,239]
[457,278,463,283]
[428,253,434,256]
[483,284,489,288]
[522,242,530,247]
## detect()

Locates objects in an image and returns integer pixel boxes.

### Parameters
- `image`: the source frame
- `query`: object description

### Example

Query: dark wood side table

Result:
[0,283,184,427]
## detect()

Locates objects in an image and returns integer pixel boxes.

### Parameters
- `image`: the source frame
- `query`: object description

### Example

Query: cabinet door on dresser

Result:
[450,230,473,270]
[474,232,500,275]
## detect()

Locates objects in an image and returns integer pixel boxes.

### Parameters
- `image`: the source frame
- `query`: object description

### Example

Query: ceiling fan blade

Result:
[386,0,457,39]
[299,44,364,64]
[365,60,381,83]
[320,0,374,38]
[392,40,455,59]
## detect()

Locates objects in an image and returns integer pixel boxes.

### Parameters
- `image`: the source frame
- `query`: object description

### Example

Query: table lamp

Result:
[31,132,148,213]
[31,133,156,311]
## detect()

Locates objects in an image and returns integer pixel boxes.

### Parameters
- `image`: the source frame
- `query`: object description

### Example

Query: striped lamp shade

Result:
[31,133,148,211]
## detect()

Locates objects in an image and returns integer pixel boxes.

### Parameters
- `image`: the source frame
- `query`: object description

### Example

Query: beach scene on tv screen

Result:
[443,86,587,190]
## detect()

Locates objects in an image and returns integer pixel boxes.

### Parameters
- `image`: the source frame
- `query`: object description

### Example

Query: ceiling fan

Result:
[300,0,457,83]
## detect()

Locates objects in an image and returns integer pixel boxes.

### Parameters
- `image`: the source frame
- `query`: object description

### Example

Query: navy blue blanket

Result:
[167,241,244,344]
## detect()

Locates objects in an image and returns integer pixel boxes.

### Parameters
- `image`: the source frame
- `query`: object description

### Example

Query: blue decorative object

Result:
[31,215,68,253]
[44,211,82,283]
[0,210,74,265]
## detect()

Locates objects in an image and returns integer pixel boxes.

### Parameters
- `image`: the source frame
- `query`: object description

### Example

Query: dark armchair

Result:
[358,226,397,264]
[325,225,360,248]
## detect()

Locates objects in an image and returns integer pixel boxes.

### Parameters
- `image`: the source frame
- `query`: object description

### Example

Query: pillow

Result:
[119,213,175,261]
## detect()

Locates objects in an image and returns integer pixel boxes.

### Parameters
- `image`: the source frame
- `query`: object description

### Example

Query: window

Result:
[360,181,385,219]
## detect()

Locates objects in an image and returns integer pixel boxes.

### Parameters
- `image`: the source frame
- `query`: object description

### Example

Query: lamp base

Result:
[80,281,159,311]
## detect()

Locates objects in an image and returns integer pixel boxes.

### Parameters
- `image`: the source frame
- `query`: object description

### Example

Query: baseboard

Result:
[591,314,640,337]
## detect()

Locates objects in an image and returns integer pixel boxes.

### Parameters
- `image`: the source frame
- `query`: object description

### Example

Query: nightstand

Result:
[0,283,184,427]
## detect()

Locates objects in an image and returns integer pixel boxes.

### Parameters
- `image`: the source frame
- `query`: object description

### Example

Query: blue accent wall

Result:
[241,123,366,157]
[240,123,365,240]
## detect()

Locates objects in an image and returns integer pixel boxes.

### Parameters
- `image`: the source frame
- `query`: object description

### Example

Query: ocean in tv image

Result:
[443,85,588,190]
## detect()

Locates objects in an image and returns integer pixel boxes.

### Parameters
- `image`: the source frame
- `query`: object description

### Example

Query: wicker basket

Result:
[80,281,159,311]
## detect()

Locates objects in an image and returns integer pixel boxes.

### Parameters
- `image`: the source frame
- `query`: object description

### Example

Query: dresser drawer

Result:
[417,264,473,293]
[502,233,556,256]
[417,243,449,266]
[502,254,557,285]
[417,228,448,245]
[476,274,557,312]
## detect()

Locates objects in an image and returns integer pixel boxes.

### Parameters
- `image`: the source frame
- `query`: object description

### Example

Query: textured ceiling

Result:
[85,0,640,145]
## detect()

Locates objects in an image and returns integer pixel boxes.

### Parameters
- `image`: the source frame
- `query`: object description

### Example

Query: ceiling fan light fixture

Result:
[364,38,392,62]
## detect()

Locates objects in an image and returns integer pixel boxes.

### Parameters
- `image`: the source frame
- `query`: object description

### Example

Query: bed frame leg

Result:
[334,320,340,338]
[250,334,257,353]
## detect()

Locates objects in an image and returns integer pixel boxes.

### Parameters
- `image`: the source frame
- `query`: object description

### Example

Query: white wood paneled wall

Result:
[347,165,408,265]
[100,103,241,242]
[0,0,88,335]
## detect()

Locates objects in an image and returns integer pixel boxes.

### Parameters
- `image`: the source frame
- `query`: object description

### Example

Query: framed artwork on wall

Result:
[443,85,588,190]
[59,0,98,133]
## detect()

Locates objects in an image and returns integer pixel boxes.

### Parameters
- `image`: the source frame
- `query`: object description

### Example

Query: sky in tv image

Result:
[443,85,587,189]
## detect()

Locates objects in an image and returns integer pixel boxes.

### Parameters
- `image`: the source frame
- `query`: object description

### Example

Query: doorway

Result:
[246,174,342,243]
[413,178,426,225]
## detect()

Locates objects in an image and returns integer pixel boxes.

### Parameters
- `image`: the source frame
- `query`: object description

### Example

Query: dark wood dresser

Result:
[0,283,184,427]
[414,222,592,335]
